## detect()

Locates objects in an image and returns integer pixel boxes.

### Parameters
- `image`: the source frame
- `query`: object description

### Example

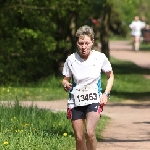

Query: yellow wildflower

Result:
[3,141,8,145]
[63,133,67,136]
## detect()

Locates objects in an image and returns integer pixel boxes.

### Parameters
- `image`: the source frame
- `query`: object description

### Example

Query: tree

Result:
[99,0,150,59]
[1,0,150,84]
[99,0,112,59]
[0,0,96,84]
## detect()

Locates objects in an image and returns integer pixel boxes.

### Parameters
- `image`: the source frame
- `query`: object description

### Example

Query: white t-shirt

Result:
[129,20,145,36]
[62,50,112,108]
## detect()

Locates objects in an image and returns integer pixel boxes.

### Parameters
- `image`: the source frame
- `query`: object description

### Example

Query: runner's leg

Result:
[135,36,140,51]
[72,119,87,150]
[86,111,100,150]
[132,36,136,50]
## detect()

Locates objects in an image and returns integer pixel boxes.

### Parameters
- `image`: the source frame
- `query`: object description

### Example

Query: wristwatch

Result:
[103,92,110,99]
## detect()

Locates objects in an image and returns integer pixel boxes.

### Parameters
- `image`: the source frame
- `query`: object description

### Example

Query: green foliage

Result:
[0,0,105,84]
[1,0,150,84]
[111,0,150,36]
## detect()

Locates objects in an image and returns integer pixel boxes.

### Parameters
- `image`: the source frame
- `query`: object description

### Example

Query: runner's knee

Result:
[75,135,85,143]
[86,130,95,139]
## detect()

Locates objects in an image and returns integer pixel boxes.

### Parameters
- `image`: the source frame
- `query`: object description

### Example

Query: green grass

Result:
[0,76,68,101]
[109,36,130,41]
[107,57,150,102]
[140,42,150,51]
[0,101,74,150]
[0,101,109,149]
[96,115,110,140]
[0,56,150,102]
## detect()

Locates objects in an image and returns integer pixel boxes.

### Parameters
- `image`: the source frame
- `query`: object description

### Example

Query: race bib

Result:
[72,85,99,106]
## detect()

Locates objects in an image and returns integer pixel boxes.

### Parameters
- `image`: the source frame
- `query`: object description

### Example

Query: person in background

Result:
[141,16,146,41]
[129,15,146,51]
[62,25,114,150]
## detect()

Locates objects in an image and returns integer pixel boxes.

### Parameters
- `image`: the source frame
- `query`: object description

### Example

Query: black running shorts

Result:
[67,103,103,120]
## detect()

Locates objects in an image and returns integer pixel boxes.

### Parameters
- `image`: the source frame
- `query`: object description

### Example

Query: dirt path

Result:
[97,41,150,150]
[97,101,150,150]
[110,40,150,69]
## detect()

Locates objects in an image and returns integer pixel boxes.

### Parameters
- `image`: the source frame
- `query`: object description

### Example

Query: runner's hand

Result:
[100,94,108,106]
[63,83,72,92]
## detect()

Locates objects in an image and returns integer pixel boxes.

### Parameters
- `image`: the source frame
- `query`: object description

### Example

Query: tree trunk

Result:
[100,1,111,59]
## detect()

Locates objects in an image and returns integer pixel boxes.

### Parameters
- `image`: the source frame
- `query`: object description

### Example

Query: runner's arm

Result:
[104,70,114,94]
[100,70,114,106]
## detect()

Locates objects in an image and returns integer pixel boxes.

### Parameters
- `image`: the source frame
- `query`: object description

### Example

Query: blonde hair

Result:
[76,25,94,40]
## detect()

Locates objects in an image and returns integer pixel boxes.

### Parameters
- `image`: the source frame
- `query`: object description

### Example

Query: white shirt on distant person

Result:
[129,20,145,36]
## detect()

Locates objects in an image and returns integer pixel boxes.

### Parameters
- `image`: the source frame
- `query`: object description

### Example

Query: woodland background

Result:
[0,0,150,85]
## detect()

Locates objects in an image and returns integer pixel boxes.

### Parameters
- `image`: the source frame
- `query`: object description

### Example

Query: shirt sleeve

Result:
[101,54,112,72]
[62,58,72,77]
[129,21,134,28]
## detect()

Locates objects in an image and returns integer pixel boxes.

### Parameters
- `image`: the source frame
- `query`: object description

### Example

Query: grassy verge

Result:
[0,101,109,149]
[0,57,150,102]
[0,101,75,150]
[109,36,130,41]
[0,76,67,101]
[108,57,150,102]
[96,115,110,140]
[140,42,150,51]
